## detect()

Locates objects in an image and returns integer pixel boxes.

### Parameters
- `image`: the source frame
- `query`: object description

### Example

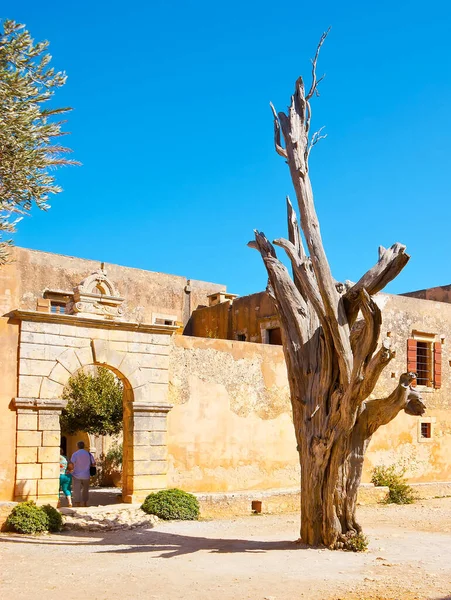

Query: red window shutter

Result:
[434,342,442,389]
[407,339,417,386]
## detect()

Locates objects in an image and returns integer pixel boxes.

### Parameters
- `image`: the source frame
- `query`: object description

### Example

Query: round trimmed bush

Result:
[141,488,200,520]
[41,504,63,532]
[6,501,49,534]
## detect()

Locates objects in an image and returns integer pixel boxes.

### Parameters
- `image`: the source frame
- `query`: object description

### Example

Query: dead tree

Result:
[250,30,426,549]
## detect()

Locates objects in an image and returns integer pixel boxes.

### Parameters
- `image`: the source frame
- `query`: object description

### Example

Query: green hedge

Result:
[6,501,64,534]
[141,489,200,520]
[6,501,50,534]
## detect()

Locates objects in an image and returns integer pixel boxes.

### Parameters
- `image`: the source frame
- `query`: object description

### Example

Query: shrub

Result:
[344,532,369,552]
[371,464,416,504]
[6,501,49,534]
[105,443,123,470]
[141,489,200,520]
[41,504,63,532]
[61,367,123,436]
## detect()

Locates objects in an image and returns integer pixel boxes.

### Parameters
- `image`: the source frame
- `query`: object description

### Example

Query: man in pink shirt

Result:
[71,441,95,507]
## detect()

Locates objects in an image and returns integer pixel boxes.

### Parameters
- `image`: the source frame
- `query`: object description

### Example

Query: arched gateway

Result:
[13,268,175,505]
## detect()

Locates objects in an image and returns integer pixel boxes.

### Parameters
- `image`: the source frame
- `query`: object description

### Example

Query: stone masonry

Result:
[14,312,175,505]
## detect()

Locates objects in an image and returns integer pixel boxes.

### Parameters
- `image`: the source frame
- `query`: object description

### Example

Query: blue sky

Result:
[5,1,451,296]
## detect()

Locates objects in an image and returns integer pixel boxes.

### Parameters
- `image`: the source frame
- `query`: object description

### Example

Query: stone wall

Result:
[167,291,451,491]
[190,291,278,342]
[167,335,299,492]
[1,246,226,324]
[0,246,225,502]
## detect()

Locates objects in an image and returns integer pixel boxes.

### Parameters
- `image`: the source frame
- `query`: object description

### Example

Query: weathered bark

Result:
[250,31,425,549]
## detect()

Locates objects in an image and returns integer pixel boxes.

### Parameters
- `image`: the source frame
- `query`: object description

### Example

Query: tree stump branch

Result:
[251,30,422,549]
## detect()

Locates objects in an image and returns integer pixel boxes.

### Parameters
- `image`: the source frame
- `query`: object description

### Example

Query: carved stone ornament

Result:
[67,267,125,320]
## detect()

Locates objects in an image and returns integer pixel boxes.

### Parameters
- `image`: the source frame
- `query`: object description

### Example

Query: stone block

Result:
[75,346,94,368]
[57,347,81,374]
[148,445,168,460]
[88,327,109,341]
[106,348,126,370]
[138,354,169,370]
[15,479,37,498]
[132,445,167,461]
[60,324,91,339]
[48,362,71,386]
[109,341,129,353]
[127,368,148,389]
[16,463,41,480]
[132,431,151,446]
[20,343,63,361]
[140,333,171,346]
[22,321,61,335]
[40,378,64,400]
[118,354,140,380]
[133,382,168,403]
[21,331,48,345]
[17,430,42,447]
[35,496,59,507]
[127,474,166,491]
[142,368,169,384]
[128,460,153,475]
[19,358,55,377]
[45,333,91,348]
[42,431,60,447]
[133,415,168,432]
[16,447,38,463]
[19,375,43,398]
[37,479,60,496]
[92,339,108,363]
[38,446,59,463]
[17,413,38,431]
[41,462,60,479]
[38,413,61,431]
[108,329,129,342]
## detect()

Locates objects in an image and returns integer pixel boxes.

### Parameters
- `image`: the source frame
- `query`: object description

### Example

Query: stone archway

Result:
[13,314,174,506]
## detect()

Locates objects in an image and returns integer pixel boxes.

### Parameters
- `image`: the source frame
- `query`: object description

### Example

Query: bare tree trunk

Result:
[250,31,426,549]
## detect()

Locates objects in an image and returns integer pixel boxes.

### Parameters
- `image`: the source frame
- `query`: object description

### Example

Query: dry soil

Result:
[1,497,451,600]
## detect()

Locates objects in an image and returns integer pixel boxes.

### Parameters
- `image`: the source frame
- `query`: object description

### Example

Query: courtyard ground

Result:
[1,497,451,600]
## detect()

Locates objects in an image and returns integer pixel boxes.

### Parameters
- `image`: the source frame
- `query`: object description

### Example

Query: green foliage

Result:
[141,489,200,520]
[41,504,63,532]
[371,464,416,505]
[105,442,123,470]
[6,501,49,534]
[0,19,78,264]
[60,367,123,436]
[343,532,369,552]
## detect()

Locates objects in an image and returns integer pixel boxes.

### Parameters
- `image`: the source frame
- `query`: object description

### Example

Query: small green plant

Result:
[105,443,123,470]
[6,501,49,534]
[371,464,416,504]
[343,532,369,552]
[41,504,63,532]
[141,488,200,520]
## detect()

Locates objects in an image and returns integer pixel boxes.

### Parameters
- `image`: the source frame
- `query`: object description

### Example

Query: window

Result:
[418,417,435,442]
[268,327,282,345]
[50,302,66,314]
[407,336,441,388]
[420,422,431,439]
[237,333,246,342]
[155,318,175,326]
[416,341,432,386]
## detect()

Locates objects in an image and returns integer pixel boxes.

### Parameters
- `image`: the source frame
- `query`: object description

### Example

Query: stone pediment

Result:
[68,267,124,320]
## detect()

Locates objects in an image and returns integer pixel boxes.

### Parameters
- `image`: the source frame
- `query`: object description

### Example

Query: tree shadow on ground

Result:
[0,526,310,559]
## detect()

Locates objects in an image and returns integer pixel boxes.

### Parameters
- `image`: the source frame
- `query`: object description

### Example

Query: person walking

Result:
[59,448,74,507]
[71,441,95,507]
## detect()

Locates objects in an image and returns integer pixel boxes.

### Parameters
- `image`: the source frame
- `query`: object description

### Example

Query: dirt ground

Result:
[1,497,451,600]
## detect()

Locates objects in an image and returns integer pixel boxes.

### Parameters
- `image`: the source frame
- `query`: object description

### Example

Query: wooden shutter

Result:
[434,342,442,389]
[407,339,417,386]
